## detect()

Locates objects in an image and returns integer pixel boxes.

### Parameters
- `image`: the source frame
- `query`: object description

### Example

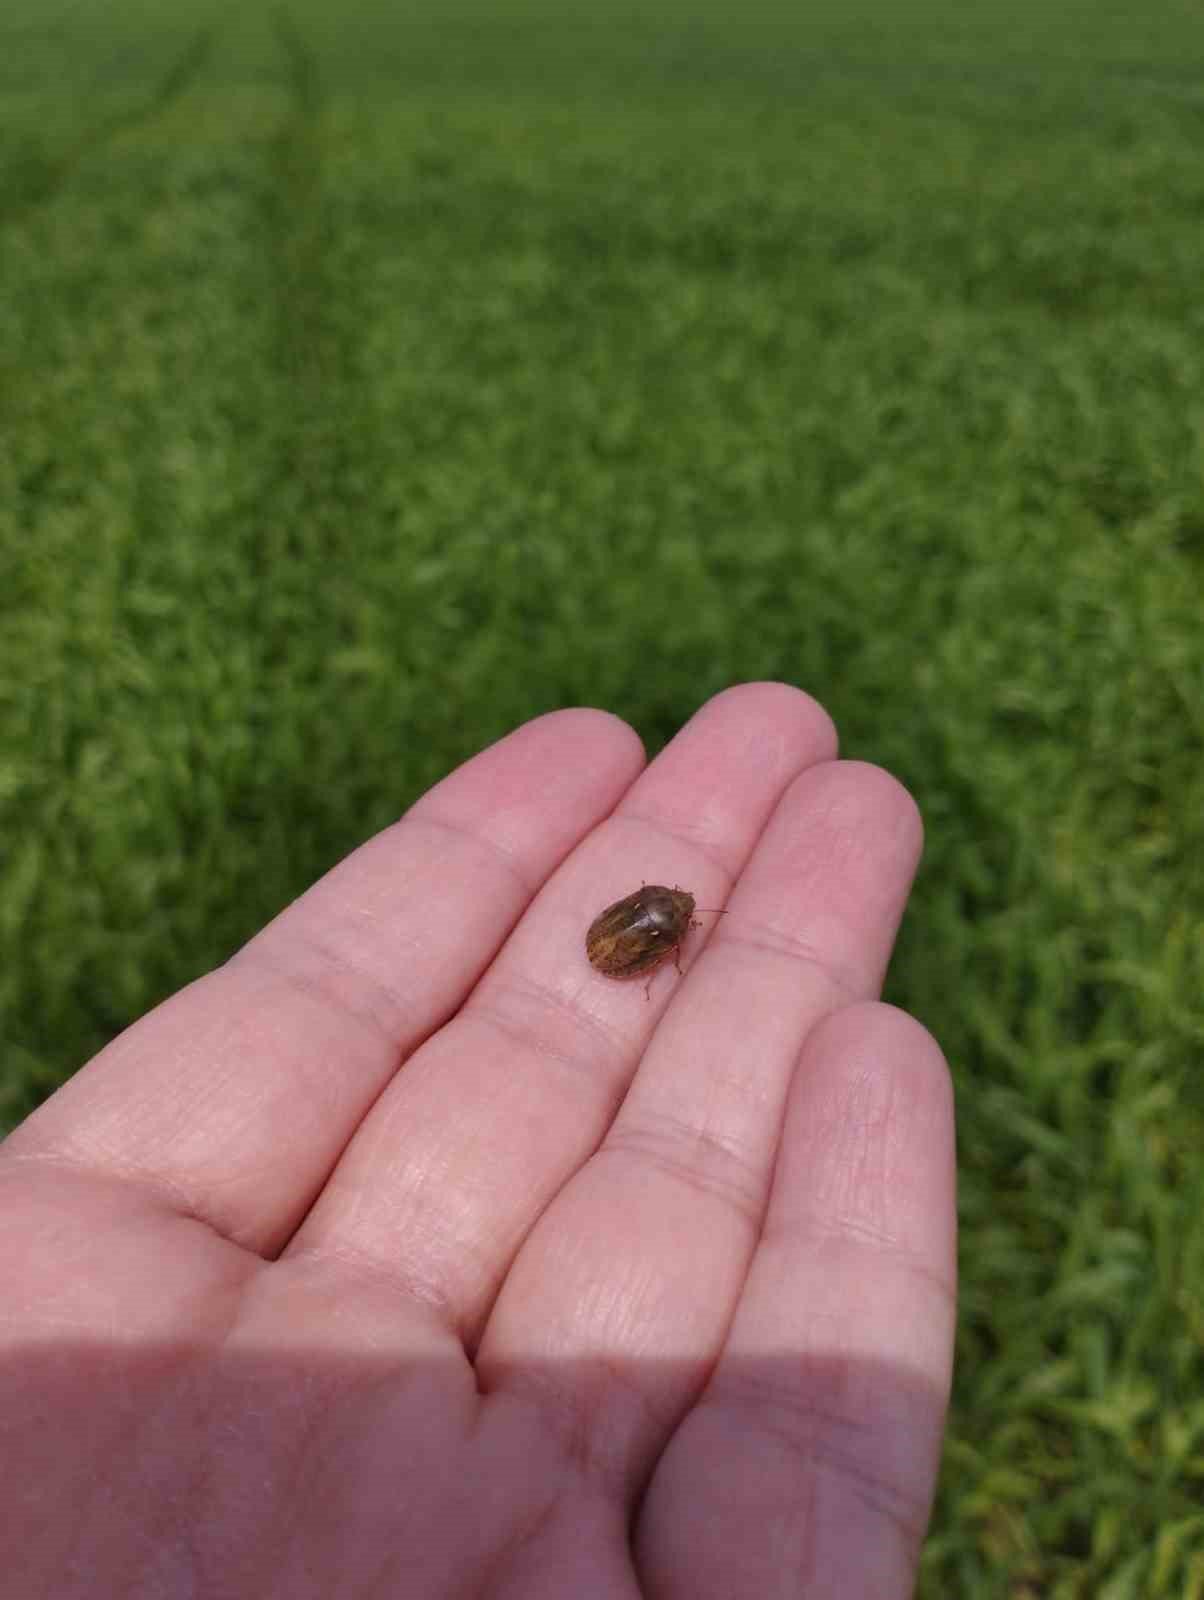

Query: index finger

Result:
[2,710,644,1253]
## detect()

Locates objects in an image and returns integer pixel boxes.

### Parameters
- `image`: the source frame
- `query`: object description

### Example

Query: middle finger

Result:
[477,755,923,1494]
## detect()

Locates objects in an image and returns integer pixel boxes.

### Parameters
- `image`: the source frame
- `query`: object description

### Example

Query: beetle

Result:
[585,884,722,995]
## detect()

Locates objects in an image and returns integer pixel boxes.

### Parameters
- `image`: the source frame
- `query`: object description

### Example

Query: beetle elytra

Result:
[585,884,723,996]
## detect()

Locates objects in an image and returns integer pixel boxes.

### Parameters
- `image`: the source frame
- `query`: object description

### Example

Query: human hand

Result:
[1,683,955,1599]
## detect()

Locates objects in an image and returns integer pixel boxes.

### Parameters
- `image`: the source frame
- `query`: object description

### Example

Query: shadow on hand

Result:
[2,1331,945,1597]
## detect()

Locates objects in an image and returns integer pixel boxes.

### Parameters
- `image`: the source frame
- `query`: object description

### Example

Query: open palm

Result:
[1,684,955,1599]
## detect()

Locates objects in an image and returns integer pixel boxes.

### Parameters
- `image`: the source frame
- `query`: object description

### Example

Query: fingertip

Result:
[804,999,952,1125]
[543,706,648,770]
[831,762,924,857]
[692,681,839,763]
[784,999,956,1266]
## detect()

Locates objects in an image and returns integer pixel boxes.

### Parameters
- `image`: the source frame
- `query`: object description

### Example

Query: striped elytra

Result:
[586,884,719,993]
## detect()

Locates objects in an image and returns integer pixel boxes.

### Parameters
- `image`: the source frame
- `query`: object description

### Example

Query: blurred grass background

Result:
[2,0,1202,1591]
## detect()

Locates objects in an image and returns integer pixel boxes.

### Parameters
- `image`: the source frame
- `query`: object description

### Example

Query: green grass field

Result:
[2,0,1203,1590]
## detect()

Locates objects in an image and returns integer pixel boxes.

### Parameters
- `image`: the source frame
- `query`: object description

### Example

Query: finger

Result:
[637,1004,957,1600]
[287,683,838,1334]
[2,710,644,1253]
[475,760,924,1496]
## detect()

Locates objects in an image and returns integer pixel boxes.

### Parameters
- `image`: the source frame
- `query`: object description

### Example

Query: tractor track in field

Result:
[267,6,329,396]
[0,17,223,227]
[257,7,379,570]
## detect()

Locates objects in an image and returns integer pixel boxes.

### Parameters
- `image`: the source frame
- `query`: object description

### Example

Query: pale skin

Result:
[0,683,956,1599]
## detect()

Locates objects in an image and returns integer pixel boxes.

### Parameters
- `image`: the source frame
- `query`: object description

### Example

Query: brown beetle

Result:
[586,884,721,995]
